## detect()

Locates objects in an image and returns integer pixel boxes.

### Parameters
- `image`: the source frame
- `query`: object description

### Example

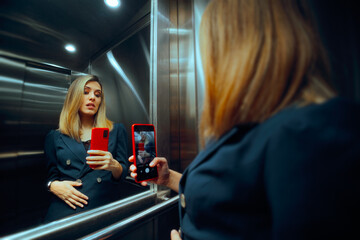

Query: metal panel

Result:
[167,0,201,172]
[151,0,171,163]
[0,56,25,154]
[90,24,151,156]
[0,56,25,235]
[0,58,71,236]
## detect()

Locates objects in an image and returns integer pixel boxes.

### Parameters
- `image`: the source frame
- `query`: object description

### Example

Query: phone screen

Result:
[132,124,158,182]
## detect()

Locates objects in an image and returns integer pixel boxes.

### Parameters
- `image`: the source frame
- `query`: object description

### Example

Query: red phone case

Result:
[89,128,109,168]
[132,124,158,183]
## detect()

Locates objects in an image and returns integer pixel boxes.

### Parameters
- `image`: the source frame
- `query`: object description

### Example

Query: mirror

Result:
[0,0,151,236]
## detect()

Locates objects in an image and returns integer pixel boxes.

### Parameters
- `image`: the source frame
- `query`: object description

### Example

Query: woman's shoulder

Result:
[46,129,61,138]
[262,97,359,132]
[257,97,360,148]
[111,123,127,136]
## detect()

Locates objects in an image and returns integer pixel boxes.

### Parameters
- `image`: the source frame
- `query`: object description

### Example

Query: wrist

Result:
[166,170,181,193]
[47,180,59,192]
[47,180,58,192]
[165,170,174,188]
[110,159,122,179]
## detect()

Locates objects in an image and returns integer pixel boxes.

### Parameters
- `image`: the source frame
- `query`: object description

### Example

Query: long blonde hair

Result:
[199,0,336,144]
[59,75,113,141]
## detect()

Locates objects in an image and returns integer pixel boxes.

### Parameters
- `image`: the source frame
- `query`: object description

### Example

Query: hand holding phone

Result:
[89,128,109,169]
[132,124,158,182]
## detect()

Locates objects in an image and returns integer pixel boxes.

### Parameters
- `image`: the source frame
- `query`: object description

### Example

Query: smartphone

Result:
[89,127,109,168]
[132,124,158,182]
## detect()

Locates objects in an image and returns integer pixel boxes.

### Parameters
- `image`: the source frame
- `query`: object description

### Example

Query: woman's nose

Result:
[89,92,95,100]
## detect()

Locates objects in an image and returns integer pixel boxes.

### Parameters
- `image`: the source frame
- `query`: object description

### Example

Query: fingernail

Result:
[149,162,154,167]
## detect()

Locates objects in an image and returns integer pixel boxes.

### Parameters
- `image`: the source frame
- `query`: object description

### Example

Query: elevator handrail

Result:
[2,190,156,240]
[80,195,179,240]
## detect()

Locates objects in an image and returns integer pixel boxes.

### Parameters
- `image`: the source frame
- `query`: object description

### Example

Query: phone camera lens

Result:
[103,130,108,138]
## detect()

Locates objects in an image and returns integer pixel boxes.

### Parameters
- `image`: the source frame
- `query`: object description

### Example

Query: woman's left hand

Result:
[86,150,123,179]
[171,230,182,240]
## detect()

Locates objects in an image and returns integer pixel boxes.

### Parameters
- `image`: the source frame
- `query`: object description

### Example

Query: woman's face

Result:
[79,81,102,118]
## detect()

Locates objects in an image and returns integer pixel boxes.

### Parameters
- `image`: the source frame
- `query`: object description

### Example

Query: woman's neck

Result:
[80,115,95,141]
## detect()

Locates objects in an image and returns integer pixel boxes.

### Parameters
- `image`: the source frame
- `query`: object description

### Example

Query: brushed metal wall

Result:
[0,57,71,235]
[166,0,210,172]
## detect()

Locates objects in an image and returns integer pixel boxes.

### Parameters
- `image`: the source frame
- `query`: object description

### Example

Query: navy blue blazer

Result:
[179,98,360,239]
[44,123,128,222]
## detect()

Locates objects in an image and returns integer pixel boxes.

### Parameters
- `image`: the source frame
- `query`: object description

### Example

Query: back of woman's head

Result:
[59,75,113,141]
[199,0,335,143]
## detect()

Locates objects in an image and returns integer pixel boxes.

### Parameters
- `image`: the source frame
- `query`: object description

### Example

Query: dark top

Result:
[44,123,128,222]
[179,97,360,239]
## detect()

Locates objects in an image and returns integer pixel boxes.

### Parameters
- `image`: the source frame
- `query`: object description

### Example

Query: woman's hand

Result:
[50,180,88,209]
[128,156,170,187]
[171,229,182,240]
[86,150,123,179]
[128,156,181,192]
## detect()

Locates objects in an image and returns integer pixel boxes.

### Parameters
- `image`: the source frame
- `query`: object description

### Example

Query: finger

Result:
[71,195,87,207]
[86,155,108,161]
[68,197,83,208]
[128,155,135,163]
[141,181,148,187]
[129,164,137,172]
[87,150,106,156]
[69,181,82,187]
[64,199,76,209]
[86,160,104,166]
[72,193,88,205]
[149,157,162,167]
[131,172,137,178]
[171,229,182,240]
[73,190,89,201]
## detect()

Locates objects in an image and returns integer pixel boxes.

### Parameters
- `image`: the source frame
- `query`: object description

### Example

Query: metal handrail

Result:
[80,195,179,240]
[2,190,156,240]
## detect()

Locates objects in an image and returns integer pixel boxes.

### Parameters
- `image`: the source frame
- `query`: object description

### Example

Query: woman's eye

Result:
[84,91,89,94]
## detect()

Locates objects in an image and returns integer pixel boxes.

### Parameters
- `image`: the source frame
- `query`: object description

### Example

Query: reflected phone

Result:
[89,127,109,168]
[132,124,158,183]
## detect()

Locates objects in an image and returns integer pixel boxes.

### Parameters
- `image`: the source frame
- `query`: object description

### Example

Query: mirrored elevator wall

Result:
[0,56,73,233]
[89,18,151,155]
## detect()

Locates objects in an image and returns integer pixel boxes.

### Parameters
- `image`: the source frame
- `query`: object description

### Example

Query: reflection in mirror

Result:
[0,0,151,236]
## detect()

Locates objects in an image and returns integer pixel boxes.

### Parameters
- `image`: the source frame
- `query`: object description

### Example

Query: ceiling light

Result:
[65,44,76,53]
[105,0,120,8]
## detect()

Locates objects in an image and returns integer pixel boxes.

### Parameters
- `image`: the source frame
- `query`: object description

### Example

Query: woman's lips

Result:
[86,103,95,109]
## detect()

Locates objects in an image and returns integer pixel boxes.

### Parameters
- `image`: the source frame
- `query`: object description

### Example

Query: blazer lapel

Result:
[60,134,87,163]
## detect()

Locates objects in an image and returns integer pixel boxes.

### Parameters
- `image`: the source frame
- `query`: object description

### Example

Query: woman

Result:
[129,0,360,239]
[44,75,128,222]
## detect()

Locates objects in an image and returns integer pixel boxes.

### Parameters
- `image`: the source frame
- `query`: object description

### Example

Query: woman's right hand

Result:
[49,180,89,209]
[129,156,170,187]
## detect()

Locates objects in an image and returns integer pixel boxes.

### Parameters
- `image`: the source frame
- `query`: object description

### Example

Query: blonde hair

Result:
[199,0,336,144]
[59,75,113,141]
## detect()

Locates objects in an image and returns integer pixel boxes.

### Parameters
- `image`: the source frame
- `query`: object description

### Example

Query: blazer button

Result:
[66,159,71,165]
[97,177,102,183]
[76,179,82,183]
[180,193,186,208]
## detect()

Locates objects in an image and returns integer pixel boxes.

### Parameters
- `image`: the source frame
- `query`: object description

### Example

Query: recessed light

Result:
[65,44,76,53]
[104,0,120,8]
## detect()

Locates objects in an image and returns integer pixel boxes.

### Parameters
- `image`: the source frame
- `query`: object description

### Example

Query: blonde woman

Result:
[129,0,360,239]
[44,75,128,222]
